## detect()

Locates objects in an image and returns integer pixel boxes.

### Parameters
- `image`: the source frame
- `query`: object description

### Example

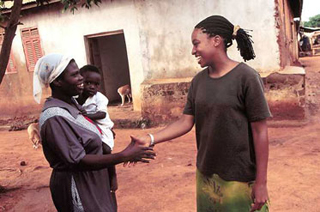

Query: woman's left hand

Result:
[250,182,268,212]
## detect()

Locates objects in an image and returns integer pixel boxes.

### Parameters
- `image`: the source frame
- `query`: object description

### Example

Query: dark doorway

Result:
[85,30,131,104]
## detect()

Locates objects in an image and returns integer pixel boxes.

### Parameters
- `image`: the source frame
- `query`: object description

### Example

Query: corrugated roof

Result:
[300,26,320,33]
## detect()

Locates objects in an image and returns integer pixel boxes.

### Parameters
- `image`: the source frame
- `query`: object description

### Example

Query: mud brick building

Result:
[0,0,304,125]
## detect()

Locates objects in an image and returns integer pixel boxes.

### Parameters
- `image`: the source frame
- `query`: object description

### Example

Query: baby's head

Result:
[80,65,102,97]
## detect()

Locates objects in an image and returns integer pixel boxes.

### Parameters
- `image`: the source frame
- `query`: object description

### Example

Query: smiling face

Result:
[191,28,218,67]
[82,71,102,97]
[56,60,84,97]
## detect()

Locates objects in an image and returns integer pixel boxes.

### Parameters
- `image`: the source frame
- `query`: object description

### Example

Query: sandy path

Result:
[0,56,319,212]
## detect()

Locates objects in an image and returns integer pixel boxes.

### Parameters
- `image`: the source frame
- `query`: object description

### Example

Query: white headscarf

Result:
[33,53,74,104]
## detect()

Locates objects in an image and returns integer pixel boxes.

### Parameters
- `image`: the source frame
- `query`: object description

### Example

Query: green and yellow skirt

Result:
[196,169,269,212]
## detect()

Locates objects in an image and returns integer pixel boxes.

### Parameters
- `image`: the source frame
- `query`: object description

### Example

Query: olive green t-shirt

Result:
[183,63,272,182]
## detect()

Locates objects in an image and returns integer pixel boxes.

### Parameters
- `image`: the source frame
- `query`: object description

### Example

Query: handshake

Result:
[121,134,156,166]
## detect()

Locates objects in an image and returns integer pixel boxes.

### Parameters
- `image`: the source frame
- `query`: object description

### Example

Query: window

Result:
[21,27,43,72]
[0,33,17,74]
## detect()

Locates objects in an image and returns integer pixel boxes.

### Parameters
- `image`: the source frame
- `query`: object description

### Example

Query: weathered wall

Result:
[141,67,306,125]
[134,0,280,79]
[138,0,305,124]
[275,0,300,67]
[0,59,50,119]
[264,72,305,120]
[0,0,145,119]
[140,78,191,125]
[24,0,145,111]
[0,0,301,123]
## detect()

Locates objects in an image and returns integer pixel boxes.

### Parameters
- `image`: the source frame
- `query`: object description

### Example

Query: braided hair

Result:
[195,15,255,61]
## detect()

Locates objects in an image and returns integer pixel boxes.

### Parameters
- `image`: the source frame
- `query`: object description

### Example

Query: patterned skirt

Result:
[196,169,269,212]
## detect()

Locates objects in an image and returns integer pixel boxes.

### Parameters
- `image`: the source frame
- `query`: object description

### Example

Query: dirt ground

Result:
[0,56,320,212]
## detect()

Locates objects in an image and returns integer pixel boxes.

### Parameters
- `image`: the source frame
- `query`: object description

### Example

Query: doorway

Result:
[85,30,131,104]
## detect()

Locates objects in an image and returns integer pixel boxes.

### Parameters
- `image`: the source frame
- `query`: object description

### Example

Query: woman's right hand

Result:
[130,135,151,147]
[121,136,156,163]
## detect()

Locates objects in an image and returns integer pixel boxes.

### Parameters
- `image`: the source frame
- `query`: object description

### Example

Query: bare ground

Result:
[0,56,320,212]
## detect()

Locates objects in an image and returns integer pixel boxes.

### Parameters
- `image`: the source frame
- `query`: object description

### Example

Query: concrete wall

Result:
[0,50,50,120]
[141,68,306,125]
[138,0,305,124]
[0,0,301,122]
[140,78,192,125]
[0,0,145,118]
[135,0,281,79]
[264,71,305,120]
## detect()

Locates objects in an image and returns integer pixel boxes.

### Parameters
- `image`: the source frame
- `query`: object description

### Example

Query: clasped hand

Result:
[123,135,154,167]
[122,135,156,166]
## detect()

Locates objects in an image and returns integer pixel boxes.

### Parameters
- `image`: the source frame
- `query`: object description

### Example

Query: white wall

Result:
[15,0,145,110]
[134,0,280,78]
[10,0,280,112]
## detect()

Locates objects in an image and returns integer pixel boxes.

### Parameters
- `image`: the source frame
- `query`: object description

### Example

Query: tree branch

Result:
[0,0,102,85]
[11,22,23,28]
[0,0,23,84]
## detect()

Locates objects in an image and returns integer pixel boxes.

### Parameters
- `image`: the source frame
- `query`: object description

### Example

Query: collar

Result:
[42,97,81,119]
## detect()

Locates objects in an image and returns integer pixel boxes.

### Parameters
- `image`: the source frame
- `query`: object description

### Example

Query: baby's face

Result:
[83,71,102,97]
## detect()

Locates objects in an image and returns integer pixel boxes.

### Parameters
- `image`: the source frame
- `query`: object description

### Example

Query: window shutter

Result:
[33,39,42,62]
[21,27,43,72]
[25,40,35,67]
[30,28,39,36]
[21,29,31,38]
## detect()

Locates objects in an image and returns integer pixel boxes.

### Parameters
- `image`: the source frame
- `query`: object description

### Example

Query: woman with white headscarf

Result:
[33,53,155,212]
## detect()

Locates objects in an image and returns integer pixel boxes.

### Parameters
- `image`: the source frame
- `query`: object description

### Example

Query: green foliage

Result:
[61,0,101,14]
[304,14,320,27]
[61,0,78,14]
[0,0,101,85]
[81,0,101,9]
[0,0,101,18]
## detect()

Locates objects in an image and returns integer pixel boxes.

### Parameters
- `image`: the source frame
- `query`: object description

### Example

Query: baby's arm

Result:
[85,111,106,121]
[90,92,111,122]
[84,92,110,121]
